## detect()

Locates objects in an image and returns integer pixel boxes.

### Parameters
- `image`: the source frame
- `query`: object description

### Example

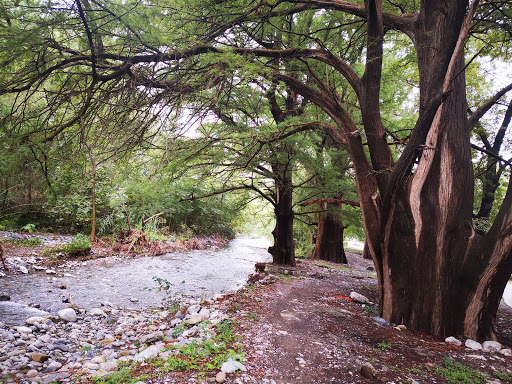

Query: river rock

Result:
[445,336,462,346]
[350,291,373,304]
[360,362,376,379]
[16,326,32,334]
[31,353,50,363]
[372,317,390,326]
[58,308,77,322]
[88,308,106,316]
[500,349,512,356]
[100,359,118,372]
[221,358,246,373]
[26,316,46,325]
[134,342,165,361]
[465,339,483,350]
[140,331,163,345]
[0,294,10,301]
[216,371,227,383]
[187,305,201,315]
[19,265,29,274]
[482,341,501,352]
[45,269,57,275]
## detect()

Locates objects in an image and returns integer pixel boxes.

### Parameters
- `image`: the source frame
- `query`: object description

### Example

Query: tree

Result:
[2,0,512,341]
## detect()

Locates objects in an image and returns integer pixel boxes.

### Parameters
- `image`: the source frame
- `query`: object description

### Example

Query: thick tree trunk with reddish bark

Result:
[363,0,512,340]
[279,0,512,340]
[312,202,347,264]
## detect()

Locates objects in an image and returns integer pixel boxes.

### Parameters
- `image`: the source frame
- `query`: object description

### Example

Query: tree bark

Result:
[312,202,347,263]
[268,166,296,266]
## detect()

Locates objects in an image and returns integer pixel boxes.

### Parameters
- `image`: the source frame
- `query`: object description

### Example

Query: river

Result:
[0,236,272,326]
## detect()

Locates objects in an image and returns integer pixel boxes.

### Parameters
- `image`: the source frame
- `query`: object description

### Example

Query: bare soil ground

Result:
[223,253,512,384]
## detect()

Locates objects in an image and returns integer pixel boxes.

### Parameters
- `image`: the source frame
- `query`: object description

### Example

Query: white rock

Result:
[100,360,118,372]
[58,308,77,322]
[482,341,501,352]
[134,343,165,362]
[187,305,201,315]
[16,326,33,334]
[465,339,483,350]
[500,349,512,356]
[26,316,46,326]
[467,354,487,361]
[129,298,139,303]
[221,358,246,373]
[198,308,210,320]
[445,336,462,346]
[88,308,105,316]
[45,269,57,274]
[19,266,29,274]
[350,292,373,305]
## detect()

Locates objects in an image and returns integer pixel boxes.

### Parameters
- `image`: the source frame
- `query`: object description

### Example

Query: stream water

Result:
[0,236,272,326]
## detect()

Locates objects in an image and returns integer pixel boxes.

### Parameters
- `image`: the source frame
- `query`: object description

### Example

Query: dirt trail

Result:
[228,256,512,384]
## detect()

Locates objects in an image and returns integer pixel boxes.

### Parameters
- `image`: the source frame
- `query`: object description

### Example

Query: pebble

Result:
[216,371,227,383]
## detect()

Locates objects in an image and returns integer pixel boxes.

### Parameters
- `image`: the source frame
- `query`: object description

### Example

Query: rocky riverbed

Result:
[0,291,257,384]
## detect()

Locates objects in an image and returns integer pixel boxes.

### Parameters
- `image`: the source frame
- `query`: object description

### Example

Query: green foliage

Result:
[43,234,91,258]
[376,342,392,351]
[165,319,242,375]
[436,358,487,384]
[21,223,36,233]
[494,371,512,381]
[91,362,144,384]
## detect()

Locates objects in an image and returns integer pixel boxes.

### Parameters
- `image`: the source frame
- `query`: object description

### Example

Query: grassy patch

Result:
[42,233,91,258]
[164,319,242,375]
[436,358,487,384]
[4,237,44,247]
[91,362,145,384]
[314,261,350,271]
[376,341,392,351]
[494,371,512,381]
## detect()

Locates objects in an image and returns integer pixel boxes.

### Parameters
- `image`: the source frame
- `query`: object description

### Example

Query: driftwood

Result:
[0,242,9,272]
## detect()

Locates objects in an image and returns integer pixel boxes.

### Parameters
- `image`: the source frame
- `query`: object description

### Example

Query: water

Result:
[0,237,272,325]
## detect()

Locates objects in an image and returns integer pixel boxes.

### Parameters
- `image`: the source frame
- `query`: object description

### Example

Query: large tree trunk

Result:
[268,171,296,266]
[312,202,347,263]
[366,0,512,340]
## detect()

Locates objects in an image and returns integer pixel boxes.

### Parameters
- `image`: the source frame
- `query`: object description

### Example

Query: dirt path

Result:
[227,256,512,384]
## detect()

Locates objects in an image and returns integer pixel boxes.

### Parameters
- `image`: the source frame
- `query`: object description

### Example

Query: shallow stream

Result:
[0,237,272,326]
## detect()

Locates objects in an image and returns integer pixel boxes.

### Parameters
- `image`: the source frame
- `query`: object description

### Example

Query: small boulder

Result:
[465,339,482,350]
[360,362,375,379]
[221,358,246,373]
[350,292,373,305]
[140,331,164,345]
[58,308,77,322]
[0,294,11,301]
[372,317,390,326]
[482,341,501,352]
[445,336,462,347]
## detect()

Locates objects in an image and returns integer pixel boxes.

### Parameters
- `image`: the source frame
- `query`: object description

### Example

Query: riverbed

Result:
[0,236,272,326]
